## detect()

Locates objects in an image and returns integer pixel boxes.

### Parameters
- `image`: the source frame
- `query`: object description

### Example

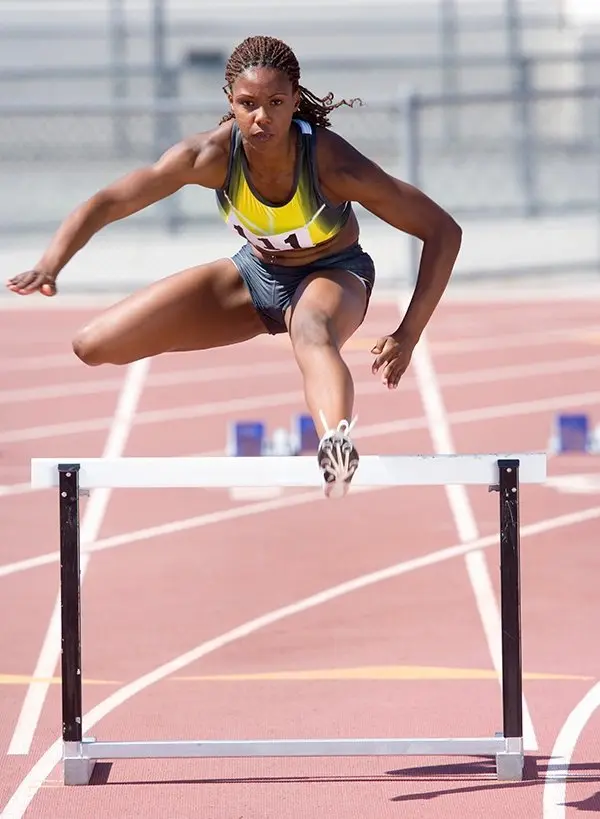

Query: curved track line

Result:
[542,682,600,819]
[0,487,336,580]
[3,504,600,818]
[2,497,600,583]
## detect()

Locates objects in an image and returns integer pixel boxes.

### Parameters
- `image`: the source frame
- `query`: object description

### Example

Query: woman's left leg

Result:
[285,268,369,497]
[286,268,367,435]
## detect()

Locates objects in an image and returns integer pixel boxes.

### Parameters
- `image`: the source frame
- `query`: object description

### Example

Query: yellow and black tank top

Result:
[216,119,352,252]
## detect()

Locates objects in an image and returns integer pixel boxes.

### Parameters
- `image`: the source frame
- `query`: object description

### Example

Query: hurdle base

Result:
[495,736,525,781]
[63,735,523,783]
[64,739,97,786]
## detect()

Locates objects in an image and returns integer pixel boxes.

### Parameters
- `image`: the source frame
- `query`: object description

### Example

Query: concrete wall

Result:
[2,211,597,299]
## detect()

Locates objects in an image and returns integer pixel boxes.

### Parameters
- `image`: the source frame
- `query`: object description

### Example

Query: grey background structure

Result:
[1,0,600,292]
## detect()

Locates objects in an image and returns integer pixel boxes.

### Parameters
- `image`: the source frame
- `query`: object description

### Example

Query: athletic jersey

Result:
[216,119,351,253]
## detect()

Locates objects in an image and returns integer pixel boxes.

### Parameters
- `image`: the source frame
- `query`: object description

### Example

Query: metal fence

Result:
[1,0,599,281]
[1,81,599,228]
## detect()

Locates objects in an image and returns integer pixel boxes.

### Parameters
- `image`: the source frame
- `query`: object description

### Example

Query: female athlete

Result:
[6,35,462,499]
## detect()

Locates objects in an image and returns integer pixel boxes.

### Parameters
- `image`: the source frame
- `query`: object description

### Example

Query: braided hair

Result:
[220,35,362,128]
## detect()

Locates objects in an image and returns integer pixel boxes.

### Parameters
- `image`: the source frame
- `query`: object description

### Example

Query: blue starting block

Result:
[227,420,266,457]
[227,413,321,457]
[551,413,600,454]
[292,413,320,454]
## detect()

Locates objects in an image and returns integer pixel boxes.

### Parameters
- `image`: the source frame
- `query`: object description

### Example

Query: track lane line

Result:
[4,350,600,406]
[6,358,150,757]
[3,498,598,819]
[404,298,539,752]
[543,682,600,818]
[4,381,600,446]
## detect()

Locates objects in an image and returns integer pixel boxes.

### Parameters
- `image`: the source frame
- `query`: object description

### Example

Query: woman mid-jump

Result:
[6,35,462,499]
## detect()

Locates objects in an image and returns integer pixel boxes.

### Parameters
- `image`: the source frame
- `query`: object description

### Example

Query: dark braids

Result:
[220,35,362,128]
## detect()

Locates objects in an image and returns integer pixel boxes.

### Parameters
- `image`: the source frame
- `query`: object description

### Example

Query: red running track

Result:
[1,294,600,818]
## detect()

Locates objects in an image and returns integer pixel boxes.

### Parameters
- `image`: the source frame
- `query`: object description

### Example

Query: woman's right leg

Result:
[72,257,268,366]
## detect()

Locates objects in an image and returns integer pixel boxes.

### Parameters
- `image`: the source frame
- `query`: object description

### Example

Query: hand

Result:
[6,270,57,297]
[371,330,417,389]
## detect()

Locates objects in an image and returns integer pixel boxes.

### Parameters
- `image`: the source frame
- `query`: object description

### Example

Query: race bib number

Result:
[229,221,316,251]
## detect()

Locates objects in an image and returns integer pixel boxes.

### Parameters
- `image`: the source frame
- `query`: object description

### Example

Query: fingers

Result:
[381,358,407,389]
[41,281,57,297]
[370,336,411,389]
[6,271,56,296]
[371,339,397,374]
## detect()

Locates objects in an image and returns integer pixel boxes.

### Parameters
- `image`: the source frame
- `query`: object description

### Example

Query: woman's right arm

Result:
[6,130,227,296]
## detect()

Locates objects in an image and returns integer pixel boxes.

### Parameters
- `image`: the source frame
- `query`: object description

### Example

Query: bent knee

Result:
[72,326,111,366]
[290,310,336,350]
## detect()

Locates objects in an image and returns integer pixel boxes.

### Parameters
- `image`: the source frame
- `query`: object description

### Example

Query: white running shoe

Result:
[317,411,359,499]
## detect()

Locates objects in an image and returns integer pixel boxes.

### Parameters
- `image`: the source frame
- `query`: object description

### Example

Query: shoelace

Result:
[318,410,358,441]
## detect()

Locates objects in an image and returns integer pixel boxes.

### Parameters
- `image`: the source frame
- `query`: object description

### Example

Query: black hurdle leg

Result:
[58,464,83,748]
[494,458,524,780]
[58,463,103,785]
[498,459,523,740]
[59,464,96,785]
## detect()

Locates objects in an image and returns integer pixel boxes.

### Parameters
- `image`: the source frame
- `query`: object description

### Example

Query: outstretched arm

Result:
[6,129,229,296]
[321,133,462,387]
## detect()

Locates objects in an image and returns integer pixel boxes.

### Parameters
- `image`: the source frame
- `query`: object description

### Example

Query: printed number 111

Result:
[233,224,301,250]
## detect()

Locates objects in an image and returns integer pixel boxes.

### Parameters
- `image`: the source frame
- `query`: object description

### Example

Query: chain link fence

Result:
[2,95,598,289]
[2,83,598,225]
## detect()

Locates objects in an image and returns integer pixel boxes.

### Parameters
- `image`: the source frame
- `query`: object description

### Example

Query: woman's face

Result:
[229,66,299,152]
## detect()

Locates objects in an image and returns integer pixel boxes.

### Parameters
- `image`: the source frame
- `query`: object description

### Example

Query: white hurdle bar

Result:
[30,452,547,786]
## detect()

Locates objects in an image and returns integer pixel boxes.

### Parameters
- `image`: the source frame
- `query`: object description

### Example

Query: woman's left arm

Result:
[321,132,463,388]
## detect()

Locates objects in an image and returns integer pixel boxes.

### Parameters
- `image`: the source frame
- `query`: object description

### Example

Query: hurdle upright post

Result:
[494,458,524,779]
[58,464,95,786]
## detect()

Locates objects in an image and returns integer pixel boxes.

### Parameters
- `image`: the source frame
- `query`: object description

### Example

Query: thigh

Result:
[286,268,369,348]
[74,258,268,365]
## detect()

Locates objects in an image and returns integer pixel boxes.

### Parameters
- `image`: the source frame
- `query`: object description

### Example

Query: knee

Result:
[291,310,335,352]
[72,325,107,366]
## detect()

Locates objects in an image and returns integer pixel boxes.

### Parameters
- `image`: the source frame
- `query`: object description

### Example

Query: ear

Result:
[293,89,300,111]
[223,84,233,107]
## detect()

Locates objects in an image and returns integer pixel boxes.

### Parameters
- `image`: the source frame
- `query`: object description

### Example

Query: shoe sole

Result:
[318,439,359,499]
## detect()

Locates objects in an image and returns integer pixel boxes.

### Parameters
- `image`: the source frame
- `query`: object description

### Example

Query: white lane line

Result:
[406,303,538,752]
[0,487,347,580]
[0,321,597,375]
[0,356,310,405]
[430,324,600,355]
[543,682,600,818]
[3,471,600,585]
[0,482,32,499]
[6,358,150,757]
[0,353,74,372]
[2,351,600,498]
[4,376,600,447]
[3,499,598,819]
[353,389,600,441]
[0,381,376,445]
[3,348,600,407]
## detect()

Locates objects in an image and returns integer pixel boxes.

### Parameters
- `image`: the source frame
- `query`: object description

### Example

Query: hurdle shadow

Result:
[90,755,600,799]
[563,791,600,812]
[387,756,600,804]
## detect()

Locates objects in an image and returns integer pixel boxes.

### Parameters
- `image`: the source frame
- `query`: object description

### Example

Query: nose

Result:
[254,106,271,126]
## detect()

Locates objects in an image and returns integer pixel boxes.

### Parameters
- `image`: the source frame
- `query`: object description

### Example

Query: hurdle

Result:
[30,451,547,785]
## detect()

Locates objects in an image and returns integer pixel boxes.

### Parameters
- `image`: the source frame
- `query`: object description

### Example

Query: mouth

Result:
[251,130,274,143]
